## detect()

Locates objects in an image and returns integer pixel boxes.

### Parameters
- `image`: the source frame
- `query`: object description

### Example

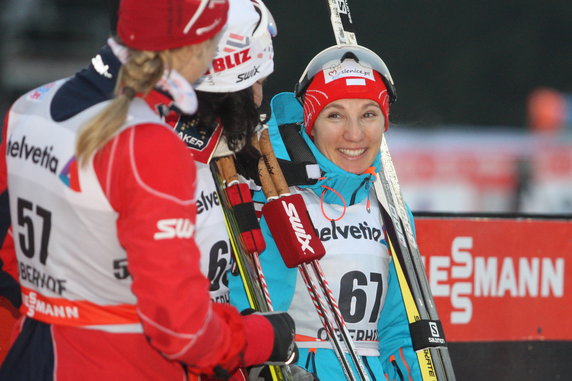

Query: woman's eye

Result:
[327,112,342,119]
[364,111,378,118]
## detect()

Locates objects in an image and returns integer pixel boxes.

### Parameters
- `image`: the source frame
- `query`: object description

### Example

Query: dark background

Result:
[1,0,571,127]
[264,0,572,128]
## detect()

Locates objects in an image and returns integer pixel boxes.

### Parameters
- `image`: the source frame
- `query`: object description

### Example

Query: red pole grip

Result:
[262,194,325,268]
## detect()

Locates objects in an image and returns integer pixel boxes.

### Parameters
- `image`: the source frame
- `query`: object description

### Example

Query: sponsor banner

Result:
[414,216,572,342]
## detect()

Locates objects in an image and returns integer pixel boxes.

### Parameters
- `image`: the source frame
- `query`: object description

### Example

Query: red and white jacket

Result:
[0,72,273,380]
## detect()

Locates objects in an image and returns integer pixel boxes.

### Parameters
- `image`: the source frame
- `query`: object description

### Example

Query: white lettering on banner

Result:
[426,236,565,325]
[154,218,194,240]
[281,200,315,254]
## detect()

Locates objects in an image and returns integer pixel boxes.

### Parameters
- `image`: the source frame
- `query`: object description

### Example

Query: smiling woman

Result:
[229,44,424,381]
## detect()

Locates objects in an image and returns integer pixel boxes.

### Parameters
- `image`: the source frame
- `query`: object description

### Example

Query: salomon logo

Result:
[429,322,440,337]
[154,219,194,240]
[281,201,315,254]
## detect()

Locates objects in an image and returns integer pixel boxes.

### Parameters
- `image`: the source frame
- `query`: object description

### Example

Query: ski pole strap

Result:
[217,156,266,254]
[277,158,321,187]
[225,183,266,254]
[276,123,321,186]
[409,319,448,351]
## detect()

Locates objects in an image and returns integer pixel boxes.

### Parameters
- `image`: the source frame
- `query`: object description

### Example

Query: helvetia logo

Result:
[154,218,195,240]
[281,200,315,254]
[7,135,59,174]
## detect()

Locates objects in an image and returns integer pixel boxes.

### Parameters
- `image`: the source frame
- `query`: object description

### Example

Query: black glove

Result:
[242,309,297,365]
[262,311,297,365]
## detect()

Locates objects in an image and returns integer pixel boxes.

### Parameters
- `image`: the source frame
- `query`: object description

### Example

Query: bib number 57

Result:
[17,197,52,265]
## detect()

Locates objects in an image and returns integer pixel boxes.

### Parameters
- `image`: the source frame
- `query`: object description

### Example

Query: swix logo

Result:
[281,200,315,254]
[209,48,251,73]
[154,218,194,240]
[236,65,260,83]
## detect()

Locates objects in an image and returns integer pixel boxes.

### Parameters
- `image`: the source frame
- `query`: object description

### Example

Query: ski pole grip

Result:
[262,194,325,268]
[258,158,279,200]
[217,156,239,185]
[258,129,290,196]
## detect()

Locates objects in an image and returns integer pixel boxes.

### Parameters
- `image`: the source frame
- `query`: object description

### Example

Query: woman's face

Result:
[311,98,385,174]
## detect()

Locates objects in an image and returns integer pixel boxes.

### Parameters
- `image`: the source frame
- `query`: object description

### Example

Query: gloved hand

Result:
[260,311,297,365]
[241,309,297,366]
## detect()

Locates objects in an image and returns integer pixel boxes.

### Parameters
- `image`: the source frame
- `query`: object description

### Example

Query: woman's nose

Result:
[343,118,365,141]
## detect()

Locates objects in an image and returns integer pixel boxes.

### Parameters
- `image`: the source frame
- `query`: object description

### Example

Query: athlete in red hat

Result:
[0,1,296,379]
[230,44,424,380]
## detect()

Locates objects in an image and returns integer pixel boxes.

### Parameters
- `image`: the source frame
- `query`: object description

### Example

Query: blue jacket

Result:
[230,92,422,381]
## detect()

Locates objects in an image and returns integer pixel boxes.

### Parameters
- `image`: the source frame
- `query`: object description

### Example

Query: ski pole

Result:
[257,128,371,381]
[217,156,274,310]
[211,156,291,381]
[321,1,456,379]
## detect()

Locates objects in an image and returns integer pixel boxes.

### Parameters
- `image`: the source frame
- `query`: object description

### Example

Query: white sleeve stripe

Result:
[128,127,195,206]
[105,136,119,197]
[137,305,215,358]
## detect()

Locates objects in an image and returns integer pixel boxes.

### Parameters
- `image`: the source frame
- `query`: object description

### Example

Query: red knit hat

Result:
[117,0,229,51]
[302,59,390,135]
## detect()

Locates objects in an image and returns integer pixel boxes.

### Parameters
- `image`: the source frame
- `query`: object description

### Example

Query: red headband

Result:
[302,59,390,135]
[118,0,229,51]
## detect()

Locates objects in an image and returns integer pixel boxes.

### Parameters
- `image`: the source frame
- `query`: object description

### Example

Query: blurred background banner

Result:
[1,0,571,215]
[389,129,572,214]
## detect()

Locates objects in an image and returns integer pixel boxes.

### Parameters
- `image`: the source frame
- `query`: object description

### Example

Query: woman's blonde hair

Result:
[75,48,174,166]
